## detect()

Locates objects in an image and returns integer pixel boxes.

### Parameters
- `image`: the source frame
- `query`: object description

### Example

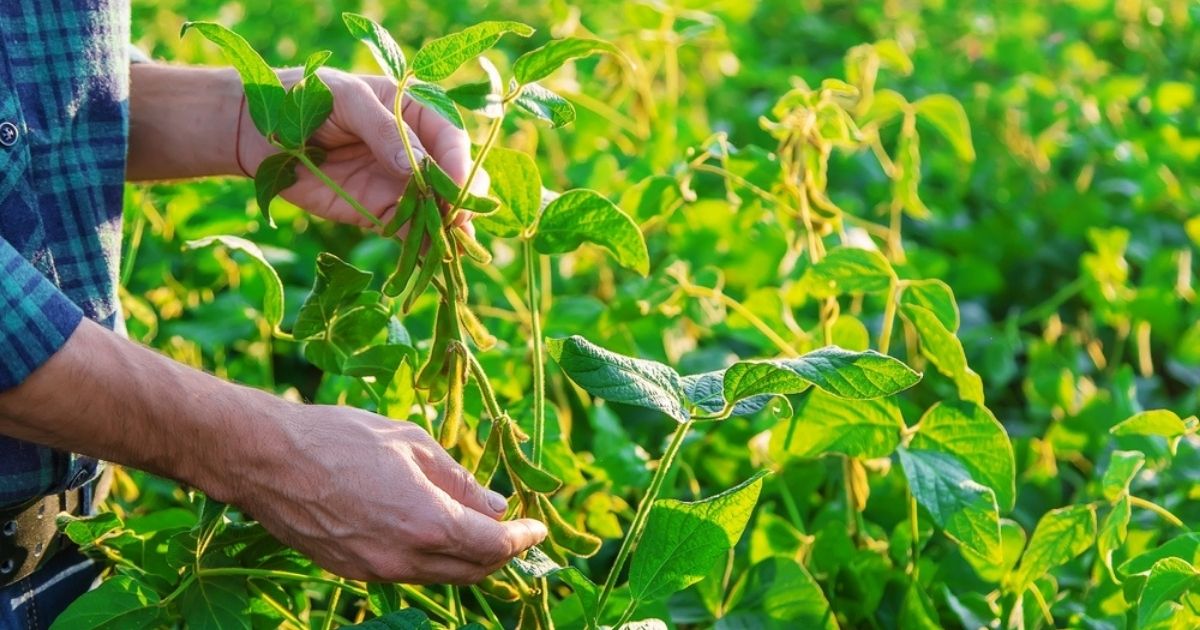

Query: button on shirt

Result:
[0,0,130,507]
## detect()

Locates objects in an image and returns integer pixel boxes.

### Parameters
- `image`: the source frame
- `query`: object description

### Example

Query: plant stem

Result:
[595,420,693,620]
[908,487,920,580]
[524,239,548,466]
[448,114,503,225]
[393,74,430,194]
[879,280,898,354]
[469,586,503,629]
[675,280,803,357]
[398,584,458,625]
[450,585,467,625]
[1129,495,1184,527]
[613,598,639,629]
[321,579,344,630]
[295,152,386,232]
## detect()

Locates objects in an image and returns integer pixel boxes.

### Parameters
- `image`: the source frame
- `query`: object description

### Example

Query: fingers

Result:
[420,445,509,518]
[338,78,428,180]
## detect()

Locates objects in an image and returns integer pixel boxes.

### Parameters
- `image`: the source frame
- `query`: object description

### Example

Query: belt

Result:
[0,488,82,587]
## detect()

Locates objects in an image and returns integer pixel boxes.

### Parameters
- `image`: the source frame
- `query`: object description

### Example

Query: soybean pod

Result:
[382,179,420,238]
[499,421,562,493]
[383,196,428,297]
[439,347,466,448]
[452,226,493,265]
[473,422,502,486]
[416,300,452,391]
[536,494,602,558]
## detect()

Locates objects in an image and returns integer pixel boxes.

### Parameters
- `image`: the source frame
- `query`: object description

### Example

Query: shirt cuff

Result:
[0,237,84,391]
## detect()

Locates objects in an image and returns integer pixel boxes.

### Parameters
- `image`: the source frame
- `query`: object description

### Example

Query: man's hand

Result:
[235,68,484,231]
[128,64,484,232]
[221,404,545,584]
[0,320,544,584]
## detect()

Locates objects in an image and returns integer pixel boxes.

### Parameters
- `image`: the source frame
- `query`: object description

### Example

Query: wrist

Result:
[188,384,298,505]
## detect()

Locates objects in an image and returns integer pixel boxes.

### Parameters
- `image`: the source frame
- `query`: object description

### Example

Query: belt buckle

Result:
[0,490,80,587]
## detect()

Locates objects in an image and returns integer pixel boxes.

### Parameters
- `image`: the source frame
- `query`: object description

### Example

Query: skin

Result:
[0,64,541,585]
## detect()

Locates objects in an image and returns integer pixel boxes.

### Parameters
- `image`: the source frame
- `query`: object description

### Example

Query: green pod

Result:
[450,255,469,301]
[452,226,493,265]
[438,348,466,448]
[416,301,452,390]
[422,200,455,263]
[536,494,602,558]
[478,574,520,603]
[458,302,497,351]
[383,198,429,297]
[499,421,562,494]
[473,422,503,486]
[402,240,443,314]
[383,179,420,238]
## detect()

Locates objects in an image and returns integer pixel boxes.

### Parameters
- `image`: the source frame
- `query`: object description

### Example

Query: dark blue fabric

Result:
[0,0,130,507]
[0,546,101,630]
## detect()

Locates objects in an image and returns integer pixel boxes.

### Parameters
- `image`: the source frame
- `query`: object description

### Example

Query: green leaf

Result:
[411,21,535,81]
[252,152,298,227]
[57,512,123,548]
[1099,495,1131,583]
[342,608,433,629]
[901,303,984,404]
[1139,557,1200,627]
[185,236,285,334]
[510,545,563,578]
[1102,450,1146,501]
[913,94,975,162]
[407,81,465,130]
[445,81,500,117]
[476,147,542,237]
[769,389,904,459]
[721,557,837,629]
[513,37,621,84]
[534,189,650,275]
[330,303,390,353]
[546,335,688,422]
[898,448,1002,564]
[180,576,252,630]
[1111,409,1192,438]
[278,64,334,149]
[801,246,896,298]
[513,82,576,127]
[302,50,331,77]
[1010,504,1097,593]
[342,13,406,81]
[898,583,942,630]
[1121,534,1200,580]
[720,347,920,405]
[181,22,283,138]
[628,471,768,602]
[681,370,773,418]
[900,278,959,332]
[558,568,601,622]
[293,253,373,339]
[961,518,1026,583]
[49,575,164,629]
[909,401,1016,512]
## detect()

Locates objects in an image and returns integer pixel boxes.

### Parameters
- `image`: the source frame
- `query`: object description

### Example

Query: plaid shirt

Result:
[0,0,129,507]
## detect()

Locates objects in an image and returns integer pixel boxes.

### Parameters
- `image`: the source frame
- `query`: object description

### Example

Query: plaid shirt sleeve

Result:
[0,236,84,391]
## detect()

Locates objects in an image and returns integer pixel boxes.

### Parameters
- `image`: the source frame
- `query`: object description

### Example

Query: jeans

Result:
[0,545,100,630]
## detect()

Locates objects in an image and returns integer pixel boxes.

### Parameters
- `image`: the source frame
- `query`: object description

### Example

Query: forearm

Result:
[127,63,245,181]
[0,319,287,501]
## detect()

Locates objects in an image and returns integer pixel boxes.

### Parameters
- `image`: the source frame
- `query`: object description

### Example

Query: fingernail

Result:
[529,520,548,540]
[487,490,508,514]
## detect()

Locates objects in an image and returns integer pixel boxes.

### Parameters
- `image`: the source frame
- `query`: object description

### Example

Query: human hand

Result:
[217,403,544,584]
[235,67,485,232]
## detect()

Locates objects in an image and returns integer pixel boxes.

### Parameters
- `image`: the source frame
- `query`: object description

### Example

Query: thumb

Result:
[340,80,428,179]
[422,450,509,518]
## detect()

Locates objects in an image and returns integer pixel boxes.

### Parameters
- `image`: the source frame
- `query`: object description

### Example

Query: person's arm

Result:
[0,319,546,584]
[127,63,481,230]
